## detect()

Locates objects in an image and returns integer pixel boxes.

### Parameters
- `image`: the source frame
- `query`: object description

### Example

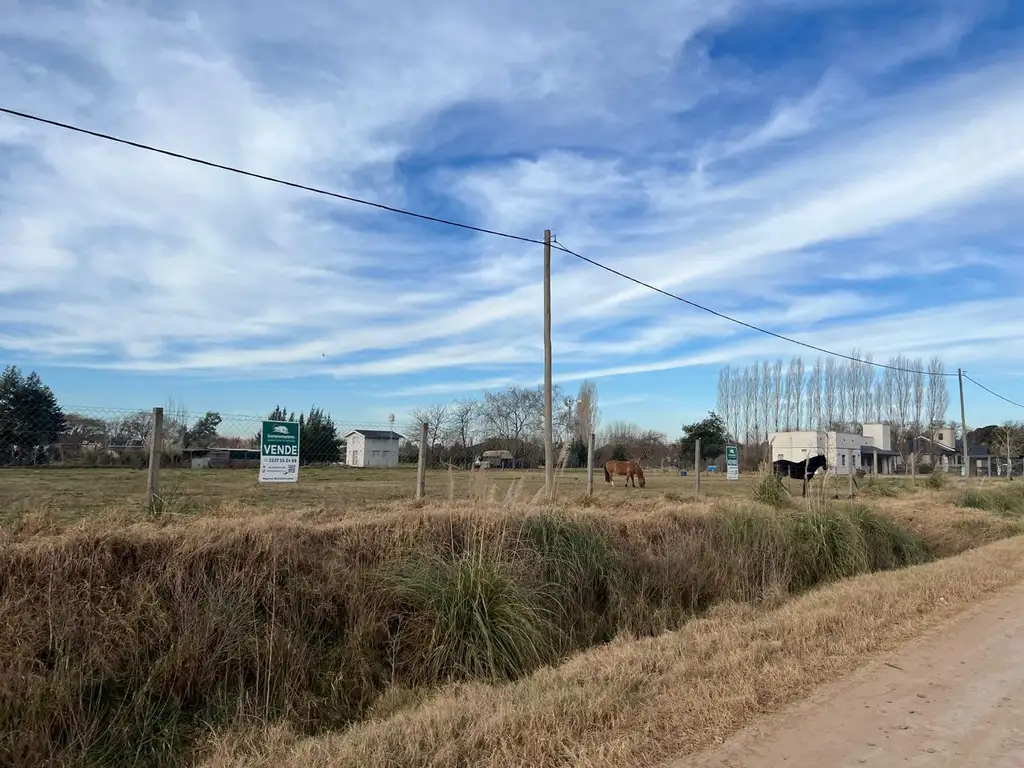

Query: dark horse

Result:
[772,454,828,496]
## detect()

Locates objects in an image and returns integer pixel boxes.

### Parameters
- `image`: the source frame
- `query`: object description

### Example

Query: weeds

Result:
[959,485,1024,519]
[752,467,790,508]
[0,494,996,767]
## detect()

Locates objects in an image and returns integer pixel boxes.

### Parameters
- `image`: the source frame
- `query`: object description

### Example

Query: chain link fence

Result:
[0,403,406,469]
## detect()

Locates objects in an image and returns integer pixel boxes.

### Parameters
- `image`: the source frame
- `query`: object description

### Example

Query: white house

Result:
[768,423,900,476]
[344,429,403,468]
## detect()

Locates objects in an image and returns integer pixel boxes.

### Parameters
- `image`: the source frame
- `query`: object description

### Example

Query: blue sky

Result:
[1,0,1023,434]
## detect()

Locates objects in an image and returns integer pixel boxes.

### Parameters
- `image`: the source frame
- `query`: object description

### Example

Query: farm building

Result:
[344,429,403,468]
[184,447,260,469]
[768,422,900,476]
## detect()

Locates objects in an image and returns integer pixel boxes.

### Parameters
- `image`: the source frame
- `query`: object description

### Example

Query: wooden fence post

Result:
[586,432,595,497]
[847,448,854,498]
[416,421,428,500]
[146,406,164,511]
[695,438,701,494]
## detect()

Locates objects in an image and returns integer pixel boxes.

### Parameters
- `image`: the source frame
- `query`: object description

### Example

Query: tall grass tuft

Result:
[959,486,1024,519]
[752,465,790,508]
[374,545,554,684]
[925,471,947,490]
[520,513,622,648]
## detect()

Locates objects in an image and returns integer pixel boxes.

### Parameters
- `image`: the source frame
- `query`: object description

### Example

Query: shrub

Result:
[752,469,789,508]
[374,548,555,684]
[520,514,621,648]
[925,471,947,490]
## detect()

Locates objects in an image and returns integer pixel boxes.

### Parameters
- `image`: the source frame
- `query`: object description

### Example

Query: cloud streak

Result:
[1,0,1022,422]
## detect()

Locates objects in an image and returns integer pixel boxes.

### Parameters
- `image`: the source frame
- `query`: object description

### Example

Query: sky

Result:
[1,0,1023,436]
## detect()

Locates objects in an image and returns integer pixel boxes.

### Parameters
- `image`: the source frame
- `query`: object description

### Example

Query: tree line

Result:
[716,352,952,464]
[407,380,681,469]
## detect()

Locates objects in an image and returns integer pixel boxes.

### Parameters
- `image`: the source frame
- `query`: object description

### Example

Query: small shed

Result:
[344,430,403,468]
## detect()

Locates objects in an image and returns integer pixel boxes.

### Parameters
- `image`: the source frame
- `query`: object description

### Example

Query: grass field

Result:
[3,464,1023,768]
[0,463,874,520]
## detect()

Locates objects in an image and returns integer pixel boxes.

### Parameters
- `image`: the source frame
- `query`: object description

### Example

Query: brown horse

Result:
[604,459,646,488]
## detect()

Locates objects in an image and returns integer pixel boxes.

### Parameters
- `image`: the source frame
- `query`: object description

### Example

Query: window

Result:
[777,454,784,461]
[841,453,846,466]
[937,432,944,441]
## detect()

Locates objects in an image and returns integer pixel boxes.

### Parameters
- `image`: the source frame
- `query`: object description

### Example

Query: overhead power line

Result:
[0,106,545,246]
[0,106,994,382]
[963,374,1024,409]
[550,238,956,377]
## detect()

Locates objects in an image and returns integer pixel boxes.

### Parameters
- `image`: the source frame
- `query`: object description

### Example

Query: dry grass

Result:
[0,464,869,521]
[199,534,1024,768]
[3,473,1020,768]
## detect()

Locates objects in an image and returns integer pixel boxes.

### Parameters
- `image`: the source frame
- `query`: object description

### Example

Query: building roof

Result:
[860,445,901,457]
[956,438,994,458]
[344,429,404,441]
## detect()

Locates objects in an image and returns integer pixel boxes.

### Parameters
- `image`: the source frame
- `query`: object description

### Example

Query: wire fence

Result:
[0,404,406,469]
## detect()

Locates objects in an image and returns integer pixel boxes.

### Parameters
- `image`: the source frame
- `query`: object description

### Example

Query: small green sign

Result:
[259,420,300,483]
[725,444,739,480]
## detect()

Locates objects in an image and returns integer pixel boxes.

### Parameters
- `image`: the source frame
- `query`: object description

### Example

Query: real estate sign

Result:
[726,445,739,481]
[259,420,300,483]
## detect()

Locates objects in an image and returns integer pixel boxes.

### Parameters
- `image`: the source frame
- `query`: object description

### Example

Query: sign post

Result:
[259,420,300,483]
[726,445,740,481]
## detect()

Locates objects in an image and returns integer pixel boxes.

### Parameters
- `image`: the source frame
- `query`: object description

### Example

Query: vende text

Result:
[264,445,298,456]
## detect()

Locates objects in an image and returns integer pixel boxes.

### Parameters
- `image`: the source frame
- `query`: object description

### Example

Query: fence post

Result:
[416,421,428,500]
[847,448,854,498]
[586,432,595,497]
[695,438,701,494]
[146,407,164,511]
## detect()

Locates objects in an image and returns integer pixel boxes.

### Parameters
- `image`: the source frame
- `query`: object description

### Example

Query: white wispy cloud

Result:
[0,0,1022,415]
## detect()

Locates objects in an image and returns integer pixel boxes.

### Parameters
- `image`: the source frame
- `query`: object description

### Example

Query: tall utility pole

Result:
[543,229,554,500]
[958,368,969,477]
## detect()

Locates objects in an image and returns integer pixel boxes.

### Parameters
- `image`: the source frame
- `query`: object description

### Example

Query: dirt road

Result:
[680,582,1024,767]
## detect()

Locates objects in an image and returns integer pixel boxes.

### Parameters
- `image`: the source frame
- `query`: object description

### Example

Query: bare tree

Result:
[823,357,839,429]
[717,367,733,439]
[740,367,755,446]
[786,356,805,430]
[923,357,951,467]
[926,357,950,428]
[859,353,876,424]
[771,358,785,432]
[480,386,544,461]
[992,421,1024,477]
[575,379,600,442]
[408,404,454,452]
[760,360,772,453]
[450,399,478,448]
[807,358,824,430]
[729,368,744,443]
[747,365,762,446]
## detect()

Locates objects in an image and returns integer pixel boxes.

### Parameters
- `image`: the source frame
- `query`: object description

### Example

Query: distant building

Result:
[344,429,403,468]
[768,422,901,475]
[473,449,514,469]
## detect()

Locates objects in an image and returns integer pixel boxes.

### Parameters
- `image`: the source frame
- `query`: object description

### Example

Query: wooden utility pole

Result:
[543,229,554,500]
[586,432,595,497]
[416,421,427,500]
[146,406,164,511]
[958,368,969,477]
[695,438,701,494]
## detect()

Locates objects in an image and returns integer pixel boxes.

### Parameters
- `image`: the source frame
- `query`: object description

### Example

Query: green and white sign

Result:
[259,420,300,483]
[726,445,739,481]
